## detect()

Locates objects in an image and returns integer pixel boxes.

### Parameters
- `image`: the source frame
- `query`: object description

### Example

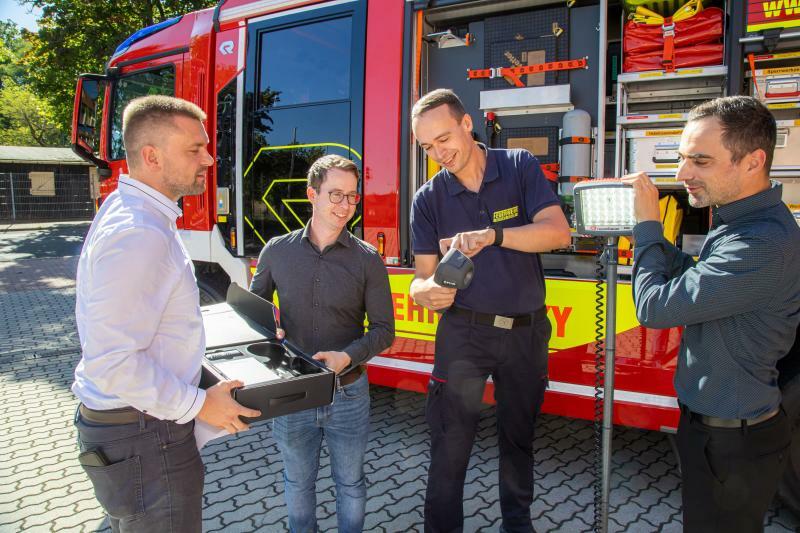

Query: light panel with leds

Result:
[573,181,637,236]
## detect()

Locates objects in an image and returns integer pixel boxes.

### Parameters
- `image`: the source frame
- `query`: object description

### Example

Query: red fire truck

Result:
[71,0,800,507]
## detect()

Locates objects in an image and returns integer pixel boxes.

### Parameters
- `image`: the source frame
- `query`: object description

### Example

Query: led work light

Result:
[573,180,636,236]
[571,179,637,533]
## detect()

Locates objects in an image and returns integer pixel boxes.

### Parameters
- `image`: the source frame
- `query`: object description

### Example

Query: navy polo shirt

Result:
[410,145,560,316]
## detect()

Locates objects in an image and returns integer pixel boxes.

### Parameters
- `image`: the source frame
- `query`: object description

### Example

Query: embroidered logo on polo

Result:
[492,206,519,223]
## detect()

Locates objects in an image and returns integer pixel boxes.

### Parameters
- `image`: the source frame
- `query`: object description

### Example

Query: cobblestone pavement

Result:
[1,251,799,532]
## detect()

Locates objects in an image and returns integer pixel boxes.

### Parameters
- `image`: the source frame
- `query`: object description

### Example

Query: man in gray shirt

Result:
[250,154,394,533]
[625,96,800,532]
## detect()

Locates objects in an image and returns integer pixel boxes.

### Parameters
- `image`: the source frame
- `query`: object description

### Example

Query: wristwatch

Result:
[490,224,503,247]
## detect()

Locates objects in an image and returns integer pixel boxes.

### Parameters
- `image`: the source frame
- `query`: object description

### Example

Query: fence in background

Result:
[0,172,94,222]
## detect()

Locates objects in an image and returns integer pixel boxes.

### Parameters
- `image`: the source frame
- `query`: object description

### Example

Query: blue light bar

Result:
[112,16,183,58]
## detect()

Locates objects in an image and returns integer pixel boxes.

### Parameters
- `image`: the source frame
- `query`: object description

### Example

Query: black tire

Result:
[197,276,227,306]
[778,371,800,516]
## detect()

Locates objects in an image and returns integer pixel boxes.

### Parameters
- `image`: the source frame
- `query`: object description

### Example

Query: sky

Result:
[1,0,42,31]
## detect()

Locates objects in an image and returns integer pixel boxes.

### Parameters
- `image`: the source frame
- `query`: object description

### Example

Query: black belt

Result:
[681,404,780,428]
[338,365,365,387]
[449,306,546,330]
[79,404,159,425]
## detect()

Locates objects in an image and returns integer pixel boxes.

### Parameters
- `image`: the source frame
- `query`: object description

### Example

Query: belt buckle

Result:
[493,315,514,329]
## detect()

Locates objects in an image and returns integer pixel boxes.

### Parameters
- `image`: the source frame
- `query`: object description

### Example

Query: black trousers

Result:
[75,409,204,533]
[424,309,551,533]
[676,405,790,533]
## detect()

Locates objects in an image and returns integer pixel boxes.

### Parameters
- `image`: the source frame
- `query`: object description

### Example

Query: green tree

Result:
[0,80,67,146]
[21,0,213,134]
[0,19,65,146]
[0,20,30,87]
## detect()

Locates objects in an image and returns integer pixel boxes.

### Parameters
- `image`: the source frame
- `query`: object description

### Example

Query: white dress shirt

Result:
[72,175,206,424]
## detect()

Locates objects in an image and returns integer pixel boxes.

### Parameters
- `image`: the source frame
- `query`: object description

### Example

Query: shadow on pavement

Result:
[0,223,90,260]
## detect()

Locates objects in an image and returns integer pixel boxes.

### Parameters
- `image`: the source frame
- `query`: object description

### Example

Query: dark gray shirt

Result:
[632,182,800,418]
[249,225,394,368]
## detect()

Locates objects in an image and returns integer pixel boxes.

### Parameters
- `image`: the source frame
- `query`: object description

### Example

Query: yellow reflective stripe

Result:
[244,215,268,245]
[244,142,363,178]
[349,214,362,230]
[283,198,310,227]
[243,143,364,237]
[260,178,306,233]
[747,19,800,32]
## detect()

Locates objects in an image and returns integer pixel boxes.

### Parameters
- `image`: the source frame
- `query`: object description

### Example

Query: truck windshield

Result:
[109,66,176,160]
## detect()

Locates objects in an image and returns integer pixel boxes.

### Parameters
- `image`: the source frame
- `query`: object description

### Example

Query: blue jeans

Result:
[272,371,370,533]
[74,408,204,533]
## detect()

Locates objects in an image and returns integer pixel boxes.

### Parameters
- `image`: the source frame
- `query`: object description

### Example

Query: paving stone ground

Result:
[1,248,799,532]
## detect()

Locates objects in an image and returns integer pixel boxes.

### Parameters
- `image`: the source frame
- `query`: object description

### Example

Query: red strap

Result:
[541,163,559,183]
[559,136,593,145]
[468,58,588,86]
[748,53,761,100]
[662,17,675,73]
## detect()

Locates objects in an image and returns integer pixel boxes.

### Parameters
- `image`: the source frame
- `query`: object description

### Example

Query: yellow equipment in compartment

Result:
[624,0,702,20]
[619,194,683,265]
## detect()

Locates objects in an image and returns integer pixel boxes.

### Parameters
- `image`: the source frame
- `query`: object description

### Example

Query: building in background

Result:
[0,146,95,222]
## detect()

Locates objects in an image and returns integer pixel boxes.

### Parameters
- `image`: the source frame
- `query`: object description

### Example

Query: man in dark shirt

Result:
[250,154,394,533]
[625,95,800,532]
[409,89,571,533]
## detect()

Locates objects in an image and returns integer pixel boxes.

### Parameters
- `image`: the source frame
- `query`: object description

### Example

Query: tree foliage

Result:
[20,0,213,134]
[0,20,30,88]
[0,19,65,146]
[0,80,67,146]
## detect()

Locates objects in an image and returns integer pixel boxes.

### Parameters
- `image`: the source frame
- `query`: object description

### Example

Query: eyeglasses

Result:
[327,191,361,205]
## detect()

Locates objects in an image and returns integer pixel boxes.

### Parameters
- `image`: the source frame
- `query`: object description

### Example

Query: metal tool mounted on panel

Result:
[426,29,473,49]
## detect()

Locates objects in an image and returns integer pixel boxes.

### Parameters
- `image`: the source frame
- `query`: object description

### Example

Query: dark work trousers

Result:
[424,309,551,533]
[676,405,791,533]
[74,409,204,533]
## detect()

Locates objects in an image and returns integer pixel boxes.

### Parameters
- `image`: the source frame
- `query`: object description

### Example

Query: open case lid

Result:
[202,283,308,359]
[226,282,280,333]
[201,283,278,350]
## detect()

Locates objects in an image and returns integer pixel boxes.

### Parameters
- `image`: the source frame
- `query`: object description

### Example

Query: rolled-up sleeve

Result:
[343,252,395,366]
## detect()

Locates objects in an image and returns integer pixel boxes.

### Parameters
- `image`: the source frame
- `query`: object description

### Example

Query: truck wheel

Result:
[778,371,800,516]
[197,276,227,306]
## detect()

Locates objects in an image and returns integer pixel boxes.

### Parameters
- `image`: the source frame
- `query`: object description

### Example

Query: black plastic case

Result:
[199,283,335,423]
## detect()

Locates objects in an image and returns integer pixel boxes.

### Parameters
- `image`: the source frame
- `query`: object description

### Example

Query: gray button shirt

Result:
[249,225,395,368]
[632,182,800,418]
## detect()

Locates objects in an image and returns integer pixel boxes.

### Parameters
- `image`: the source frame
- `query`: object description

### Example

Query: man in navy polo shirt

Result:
[409,88,571,533]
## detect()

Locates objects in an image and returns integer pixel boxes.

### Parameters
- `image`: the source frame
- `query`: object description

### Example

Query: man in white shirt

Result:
[72,95,259,532]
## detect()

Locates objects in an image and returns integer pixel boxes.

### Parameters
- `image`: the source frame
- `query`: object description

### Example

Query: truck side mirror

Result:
[72,74,111,176]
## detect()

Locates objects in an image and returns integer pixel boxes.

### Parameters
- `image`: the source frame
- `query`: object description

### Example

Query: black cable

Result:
[593,242,605,532]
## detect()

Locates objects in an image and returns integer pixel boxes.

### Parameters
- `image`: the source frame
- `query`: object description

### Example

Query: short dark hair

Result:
[411,88,467,122]
[307,154,360,190]
[122,95,206,167]
[687,95,777,171]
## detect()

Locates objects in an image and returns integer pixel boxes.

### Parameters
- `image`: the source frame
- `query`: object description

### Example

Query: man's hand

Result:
[196,380,261,434]
[410,276,457,311]
[439,228,495,258]
[312,351,351,374]
[621,172,660,223]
